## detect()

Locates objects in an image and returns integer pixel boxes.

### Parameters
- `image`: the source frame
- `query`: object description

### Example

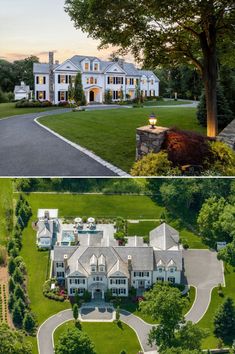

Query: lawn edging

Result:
[35,116,130,177]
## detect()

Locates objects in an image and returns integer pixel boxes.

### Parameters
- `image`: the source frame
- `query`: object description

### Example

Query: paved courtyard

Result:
[183,249,224,323]
[80,303,114,321]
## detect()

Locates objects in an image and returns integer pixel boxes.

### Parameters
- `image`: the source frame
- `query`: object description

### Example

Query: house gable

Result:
[54,59,79,72]
[104,63,126,74]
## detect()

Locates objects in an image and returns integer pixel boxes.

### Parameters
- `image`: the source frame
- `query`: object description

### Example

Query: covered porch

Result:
[89,282,107,300]
[85,85,103,104]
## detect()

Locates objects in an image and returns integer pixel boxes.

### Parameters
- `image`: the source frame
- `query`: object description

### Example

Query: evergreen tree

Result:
[14,284,25,302]
[214,297,235,341]
[23,312,36,333]
[197,85,233,129]
[73,304,79,321]
[12,303,23,327]
[13,267,24,284]
[8,293,15,311]
[17,298,26,317]
[74,72,86,106]
[9,277,16,293]
[8,257,16,275]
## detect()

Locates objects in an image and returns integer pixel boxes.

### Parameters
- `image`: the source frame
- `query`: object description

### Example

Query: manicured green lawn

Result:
[26,193,165,219]
[0,102,63,120]
[198,263,235,349]
[144,100,193,106]
[39,107,205,172]
[0,179,13,245]
[54,321,141,354]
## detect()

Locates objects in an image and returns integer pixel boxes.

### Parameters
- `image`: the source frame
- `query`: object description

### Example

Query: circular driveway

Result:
[183,249,224,323]
[0,107,125,176]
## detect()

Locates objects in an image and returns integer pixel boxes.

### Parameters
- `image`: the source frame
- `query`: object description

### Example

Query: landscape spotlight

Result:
[149,113,157,129]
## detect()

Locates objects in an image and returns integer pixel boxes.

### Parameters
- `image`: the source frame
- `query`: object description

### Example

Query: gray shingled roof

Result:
[115,246,154,271]
[53,245,78,261]
[154,250,183,271]
[150,223,180,250]
[33,56,157,78]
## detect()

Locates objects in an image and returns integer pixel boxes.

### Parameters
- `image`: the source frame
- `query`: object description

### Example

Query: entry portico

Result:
[89,282,106,300]
[86,85,103,103]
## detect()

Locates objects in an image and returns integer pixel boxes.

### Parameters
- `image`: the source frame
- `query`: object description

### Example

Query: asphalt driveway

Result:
[183,249,224,323]
[0,107,127,176]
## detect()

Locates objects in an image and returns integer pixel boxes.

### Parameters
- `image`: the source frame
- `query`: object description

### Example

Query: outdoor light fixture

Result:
[149,113,157,129]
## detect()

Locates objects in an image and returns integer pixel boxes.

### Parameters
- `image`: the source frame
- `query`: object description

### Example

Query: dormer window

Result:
[99,266,104,272]
[90,254,97,272]
[84,62,90,71]
[94,63,99,71]
[91,266,96,272]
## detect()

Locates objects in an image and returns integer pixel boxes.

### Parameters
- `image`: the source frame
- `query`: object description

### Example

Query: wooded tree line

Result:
[0,56,39,102]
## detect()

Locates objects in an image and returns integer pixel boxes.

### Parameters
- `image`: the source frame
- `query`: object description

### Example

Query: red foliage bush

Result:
[163,129,214,167]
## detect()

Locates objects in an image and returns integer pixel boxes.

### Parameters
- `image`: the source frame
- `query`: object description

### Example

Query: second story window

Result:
[36,76,46,85]
[84,62,90,71]
[94,63,99,71]
[58,75,68,84]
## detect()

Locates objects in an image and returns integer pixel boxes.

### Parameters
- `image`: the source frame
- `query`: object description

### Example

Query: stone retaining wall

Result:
[217,119,235,150]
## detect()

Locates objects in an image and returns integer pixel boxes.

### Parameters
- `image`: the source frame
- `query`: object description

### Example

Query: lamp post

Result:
[149,113,157,129]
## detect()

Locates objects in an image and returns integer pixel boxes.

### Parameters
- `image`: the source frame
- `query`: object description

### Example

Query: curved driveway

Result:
[0,107,124,176]
[183,249,224,323]
[37,308,156,354]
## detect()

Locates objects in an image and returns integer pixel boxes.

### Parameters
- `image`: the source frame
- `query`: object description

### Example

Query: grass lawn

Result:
[144,100,193,106]
[198,263,235,349]
[54,321,141,354]
[26,193,165,219]
[0,180,13,246]
[0,102,63,120]
[39,107,205,172]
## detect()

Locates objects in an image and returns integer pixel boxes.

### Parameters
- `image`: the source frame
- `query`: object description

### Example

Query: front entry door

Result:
[89,90,95,102]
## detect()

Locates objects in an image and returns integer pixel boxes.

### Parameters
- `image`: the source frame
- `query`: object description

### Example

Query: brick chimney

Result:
[49,52,54,103]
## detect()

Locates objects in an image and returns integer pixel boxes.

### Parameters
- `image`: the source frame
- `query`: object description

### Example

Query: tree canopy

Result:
[0,323,32,354]
[55,327,96,354]
[65,0,235,137]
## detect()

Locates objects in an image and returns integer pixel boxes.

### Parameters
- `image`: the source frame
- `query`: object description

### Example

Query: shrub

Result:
[15,99,53,108]
[205,141,235,176]
[163,129,213,167]
[23,312,36,334]
[0,246,7,266]
[131,151,181,176]
[0,88,9,103]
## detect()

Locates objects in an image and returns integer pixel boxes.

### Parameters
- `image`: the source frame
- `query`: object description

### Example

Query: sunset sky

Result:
[0,0,122,63]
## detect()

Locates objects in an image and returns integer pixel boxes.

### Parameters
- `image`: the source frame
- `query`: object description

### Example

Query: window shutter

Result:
[66,75,68,84]
[108,77,110,84]
[121,77,123,84]
[43,91,46,100]
[58,75,61,84]
[36,76,39,84]
[36,91,39,100]
[58,91,60,101]
[43,76,46,84]
[66,91,68,101]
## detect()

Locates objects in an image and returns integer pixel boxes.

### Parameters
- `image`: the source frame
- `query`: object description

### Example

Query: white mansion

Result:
[36,210,182,299]
[33,52,159,104]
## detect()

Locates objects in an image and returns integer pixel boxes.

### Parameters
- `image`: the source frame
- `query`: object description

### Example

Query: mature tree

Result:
[12,56,39,89]
[0,323,32,354]
[0,60,15,92]
[55,328,96,354]
[23,312,36,333]
[74,72,86,106]
[14,284,25,302]
[197,197,229,245]
[140,283,187,350]
[176,321,208,350]
[214,297,235,342]
[73,304,79,321]
[218,239,235,266]
[13,267,24,284]
[65,0,235,137]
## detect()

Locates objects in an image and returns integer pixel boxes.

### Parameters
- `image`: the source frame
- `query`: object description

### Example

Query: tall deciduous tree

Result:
[0,323,32,354]
[55,328,96,354]
[65,0,234,137]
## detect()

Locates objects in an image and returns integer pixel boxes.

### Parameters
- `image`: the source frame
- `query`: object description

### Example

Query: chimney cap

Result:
[64,254,68,260]
[128,255,132,260]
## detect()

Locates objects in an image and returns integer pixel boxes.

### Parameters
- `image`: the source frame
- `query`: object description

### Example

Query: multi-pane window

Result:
[93,276,103,282]
[37,91,46,100]
[107,77,124,85]
[70,288,85,295]
[112,91,119,100]
[157,277,164,282]
[84,62,90,71]
[56,262,64,268]
[56,272,64,278]
[94,63,99,71]
[36,76,46,85]
[168,277,175,284]
[133,272,150,277]
[111,288,126,295]
[58,91,68,101]
[127,78,134,85]
[91,266,96,272]
[150,79,154,85]
[69,278,86,284]
[110,278,126,285]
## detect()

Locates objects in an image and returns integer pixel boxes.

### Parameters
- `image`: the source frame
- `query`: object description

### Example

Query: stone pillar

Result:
[136,125,170,160]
